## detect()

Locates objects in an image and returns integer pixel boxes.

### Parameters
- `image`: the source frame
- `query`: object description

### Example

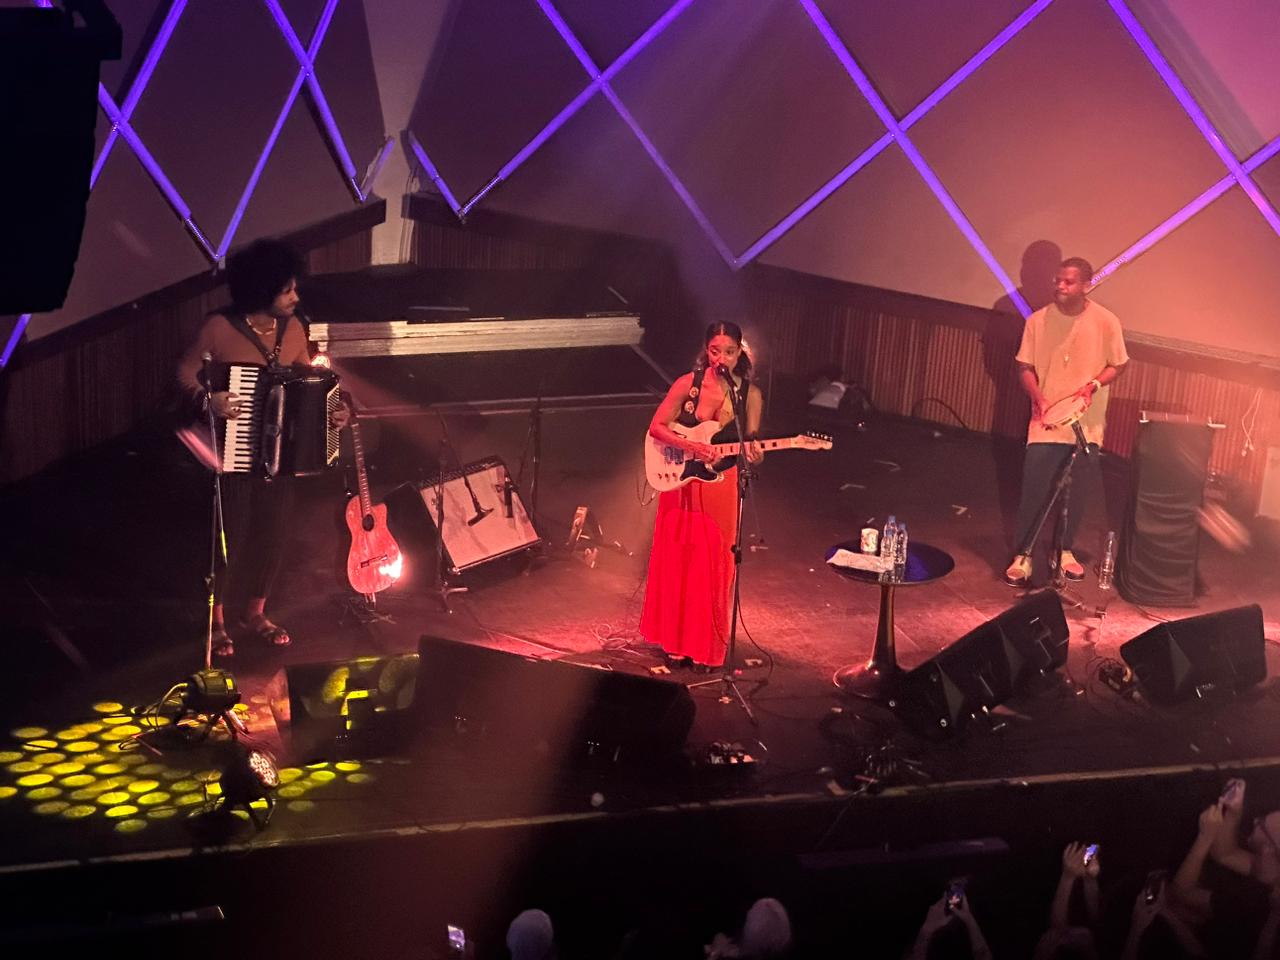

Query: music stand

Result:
[429,415,471,614]
[687,370,759,726]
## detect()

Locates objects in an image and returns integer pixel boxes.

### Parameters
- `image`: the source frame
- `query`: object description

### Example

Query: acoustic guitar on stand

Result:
[344,409,404,597]
[644,421,832,492]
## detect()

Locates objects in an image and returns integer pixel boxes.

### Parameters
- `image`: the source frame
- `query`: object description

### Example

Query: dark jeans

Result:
[216,473,295,604]
[1012,442,1101,555]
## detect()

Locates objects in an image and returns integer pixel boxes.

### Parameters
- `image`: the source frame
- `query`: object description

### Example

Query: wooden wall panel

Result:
[2,211,381,484]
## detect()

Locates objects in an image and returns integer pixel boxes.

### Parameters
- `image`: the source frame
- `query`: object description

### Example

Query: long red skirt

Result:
[639,468,737,667]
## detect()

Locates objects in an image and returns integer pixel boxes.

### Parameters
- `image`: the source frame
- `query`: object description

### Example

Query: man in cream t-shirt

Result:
[1005,257,1129,586]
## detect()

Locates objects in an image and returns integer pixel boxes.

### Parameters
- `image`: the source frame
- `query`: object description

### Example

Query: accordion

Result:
[221,364,341,477]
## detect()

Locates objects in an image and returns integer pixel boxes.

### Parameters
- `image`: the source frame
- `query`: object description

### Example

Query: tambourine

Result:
[1041,394,1087,428]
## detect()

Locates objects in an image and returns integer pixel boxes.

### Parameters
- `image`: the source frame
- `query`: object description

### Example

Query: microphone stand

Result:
[688,367,759,726]
[202,355,228,670]
[1013,421,1091,615]
[430,414,470,613]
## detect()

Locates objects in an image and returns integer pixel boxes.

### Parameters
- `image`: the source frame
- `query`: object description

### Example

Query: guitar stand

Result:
[336,592,395,627]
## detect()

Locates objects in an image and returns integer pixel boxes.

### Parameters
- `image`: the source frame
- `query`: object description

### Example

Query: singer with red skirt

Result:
[640,323,763,669]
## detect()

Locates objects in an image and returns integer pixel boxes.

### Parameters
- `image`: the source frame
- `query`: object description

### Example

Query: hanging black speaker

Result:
[0,6,120,314]
[1120,604,1266,704]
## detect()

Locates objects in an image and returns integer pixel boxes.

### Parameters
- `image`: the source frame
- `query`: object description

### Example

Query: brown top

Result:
[1016,300,1128,446]
[176,312,311,399]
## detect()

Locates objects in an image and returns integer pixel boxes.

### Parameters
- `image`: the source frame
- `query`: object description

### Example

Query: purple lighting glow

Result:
[1106,0,1280,240]
[740,0,1052,269]
[1092,132,1280,288]
[220,0,354,258]
[408,132,463,217]
[481,0,735,263]
[799,0,1030,316]
[90,0,187,189]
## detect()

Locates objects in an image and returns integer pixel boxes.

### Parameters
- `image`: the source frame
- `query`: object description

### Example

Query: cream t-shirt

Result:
[1016,300,1128,446]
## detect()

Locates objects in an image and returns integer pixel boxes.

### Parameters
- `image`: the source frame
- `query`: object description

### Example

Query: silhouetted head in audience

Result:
[738,897,791,958]
[507,908,555,960]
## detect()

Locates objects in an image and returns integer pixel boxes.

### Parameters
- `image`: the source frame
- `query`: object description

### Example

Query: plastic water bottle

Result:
[882,515,898,560]
[880,515,897,583]
[1098,530,1117,591]
[894,521,909,581]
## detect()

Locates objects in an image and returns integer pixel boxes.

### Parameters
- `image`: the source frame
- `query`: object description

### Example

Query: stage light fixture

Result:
[215,742,280,829]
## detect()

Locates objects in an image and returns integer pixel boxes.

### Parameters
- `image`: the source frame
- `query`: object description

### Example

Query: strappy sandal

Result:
[239,615,291,647]
[211,625,234,657]
[1004,554,1032,587]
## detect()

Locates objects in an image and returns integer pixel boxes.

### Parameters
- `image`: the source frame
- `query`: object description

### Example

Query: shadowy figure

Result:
[985,240,1062,551]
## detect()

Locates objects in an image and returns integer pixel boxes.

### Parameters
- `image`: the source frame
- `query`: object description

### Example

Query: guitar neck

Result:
[711,436,798,457]
[350,419,372,515]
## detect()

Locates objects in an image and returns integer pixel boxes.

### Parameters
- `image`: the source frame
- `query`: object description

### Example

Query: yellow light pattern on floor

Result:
[1,699,377,835]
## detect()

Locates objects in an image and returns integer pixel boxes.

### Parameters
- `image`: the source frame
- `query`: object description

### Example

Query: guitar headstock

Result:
[797,431,833,450]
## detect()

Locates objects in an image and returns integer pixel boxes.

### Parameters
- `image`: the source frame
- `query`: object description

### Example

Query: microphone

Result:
[467,506,492,526]
[715,363,733,380]
[200,351,214,402]
[502,472,514,519]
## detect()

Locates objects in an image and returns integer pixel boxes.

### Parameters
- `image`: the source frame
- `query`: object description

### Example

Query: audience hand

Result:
[1221,777,1246,813]
[1198,802,1225,838]
[1130,883,1164,934]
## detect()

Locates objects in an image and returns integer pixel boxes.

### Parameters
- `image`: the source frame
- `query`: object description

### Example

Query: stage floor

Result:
[3,402,1280,952]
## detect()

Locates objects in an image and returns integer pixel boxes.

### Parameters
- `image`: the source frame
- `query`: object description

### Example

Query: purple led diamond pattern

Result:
[414,0,1280,326]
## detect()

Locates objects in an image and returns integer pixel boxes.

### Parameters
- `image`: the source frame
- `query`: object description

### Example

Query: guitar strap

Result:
[676,365,708,428]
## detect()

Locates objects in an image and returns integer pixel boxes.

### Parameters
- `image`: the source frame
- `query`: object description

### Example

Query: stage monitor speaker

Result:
[420,457,540,572]
[894,590,1068,738]
[1117,420,1214,607]
[266,654,421,762]
[416,635,696,766]
[1120,604,1265,704]
[0,8,119,314]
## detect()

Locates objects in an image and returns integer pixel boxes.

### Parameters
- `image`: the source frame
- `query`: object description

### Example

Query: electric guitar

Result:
[644,420,832,492]
[344,410,404,596]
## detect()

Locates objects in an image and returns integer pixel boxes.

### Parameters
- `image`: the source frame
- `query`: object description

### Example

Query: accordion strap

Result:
[226,312,291,367]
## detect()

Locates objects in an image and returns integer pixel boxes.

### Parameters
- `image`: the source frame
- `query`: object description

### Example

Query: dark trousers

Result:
[1012,442,1101,555]
[216,474,295,605]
